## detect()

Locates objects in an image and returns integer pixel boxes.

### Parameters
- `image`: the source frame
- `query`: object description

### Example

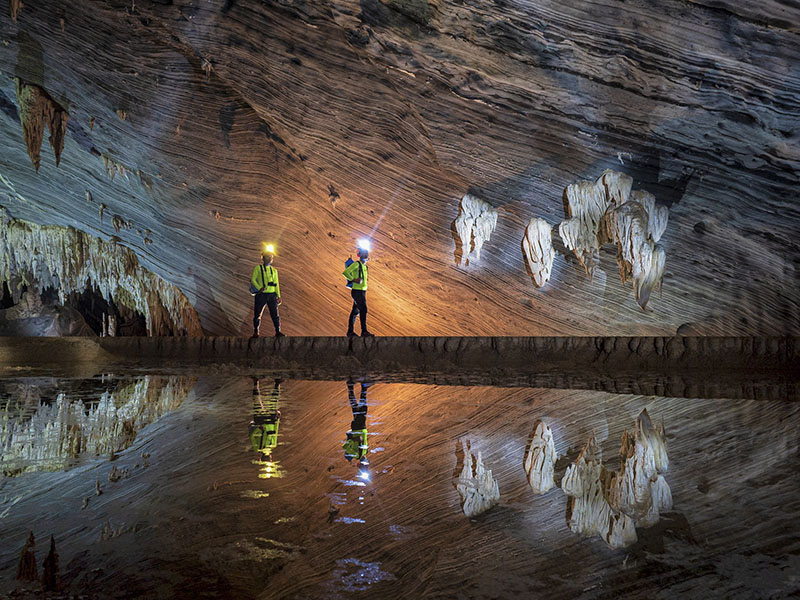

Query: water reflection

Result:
[343,380,371,482]
[0,376,194,475]
[1,378,798,600]
[249,377,283,479]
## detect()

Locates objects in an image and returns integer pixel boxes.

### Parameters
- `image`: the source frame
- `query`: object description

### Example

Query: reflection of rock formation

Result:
[522,219,555,288]
[456,439,500,517]
[0,376,195,475]
[523,420,556,493]
[454,195,498,265]
[558,169,669,309]
[562,434,638,549]
[13,79,69,172]
[16,532,38,581]
[0,217,203,336]
[0,290,95,336]
[562,410,672,548]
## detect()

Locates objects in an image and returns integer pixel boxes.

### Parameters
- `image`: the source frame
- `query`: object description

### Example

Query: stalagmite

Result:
[14,79,70,172]
[41,535,60,592]
[0,217,203,336]
[456,439,500,517]
[15,532,38,581]
[523,420,556,493]
[454,195,498,264]
[562,434,638,549]
[522,218,555,288]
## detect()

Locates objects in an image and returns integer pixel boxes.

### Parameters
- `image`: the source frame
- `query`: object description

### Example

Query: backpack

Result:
[344,257,354,288]
[249,265,266,296]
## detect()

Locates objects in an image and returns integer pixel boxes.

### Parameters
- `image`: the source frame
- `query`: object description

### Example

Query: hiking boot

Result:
[275,332,285,338]
[251,332,259,339]
[347,331,358,337]
[361,331,375,337]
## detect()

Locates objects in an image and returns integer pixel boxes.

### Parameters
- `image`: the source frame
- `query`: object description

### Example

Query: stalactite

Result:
[1,376,195,474]
[456,439,500,517]
[523,420,556,493]
[0,218,203,335]
[558,179,609,275]
[14,79,69,172]
[453,195,497,265]
[522,218,555,288]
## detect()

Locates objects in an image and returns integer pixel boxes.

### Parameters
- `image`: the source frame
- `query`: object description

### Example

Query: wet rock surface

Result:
[1,378,798,598]
[0,0,798,336]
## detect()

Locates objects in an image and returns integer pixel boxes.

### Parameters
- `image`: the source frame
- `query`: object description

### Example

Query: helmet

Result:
[357,248,369,261]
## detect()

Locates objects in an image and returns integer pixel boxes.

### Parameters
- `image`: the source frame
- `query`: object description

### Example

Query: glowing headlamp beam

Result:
[264,243,275,254]
[357,238,371,252]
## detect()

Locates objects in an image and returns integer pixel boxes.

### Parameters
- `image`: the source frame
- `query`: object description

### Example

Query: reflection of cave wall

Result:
[0,217,203,336]
[0,375,195,475]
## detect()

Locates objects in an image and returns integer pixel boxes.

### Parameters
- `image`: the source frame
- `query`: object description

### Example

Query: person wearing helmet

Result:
[251,247,284,338]
[343,379,371,480]
[343,240,374,337]
[249,377,283,479]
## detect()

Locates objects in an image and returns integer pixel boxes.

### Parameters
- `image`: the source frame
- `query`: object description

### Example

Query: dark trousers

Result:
[254,292,280,334]
[348,289,368,334]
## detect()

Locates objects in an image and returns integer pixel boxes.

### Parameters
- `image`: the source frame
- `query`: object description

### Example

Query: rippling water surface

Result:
[1,375,798,599]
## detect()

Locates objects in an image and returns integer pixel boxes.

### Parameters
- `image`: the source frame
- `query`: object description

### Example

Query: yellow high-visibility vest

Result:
[252,265,280,296]
[343,261,368,291]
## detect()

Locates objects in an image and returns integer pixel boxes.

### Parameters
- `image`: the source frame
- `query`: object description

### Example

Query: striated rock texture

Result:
[523,419,556,493]
[0,217,203,336]
[0,0,799,335]
[456,439,500,517]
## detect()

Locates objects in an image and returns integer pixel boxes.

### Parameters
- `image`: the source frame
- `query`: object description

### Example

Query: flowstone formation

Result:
[0,217,202,336]
[523,420,556,493]
[455,439,500,517]
[558,170,669,309]
[522,219,555,288]
[453,195,498,265]
[562,410,672,549]
[0,376,194,475]
[13,79,69,173]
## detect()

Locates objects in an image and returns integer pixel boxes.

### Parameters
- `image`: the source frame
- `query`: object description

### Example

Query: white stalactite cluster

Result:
[0,217,203,336]
[454,195,498,264]
[556,169,669,309]
[0,376,194,475]
[522,218,555,288]
[456,439,500,517]
[523,420,556,493]
[562,409,672,549]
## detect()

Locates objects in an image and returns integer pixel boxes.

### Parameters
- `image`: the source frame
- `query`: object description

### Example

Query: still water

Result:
[1,376,799,599]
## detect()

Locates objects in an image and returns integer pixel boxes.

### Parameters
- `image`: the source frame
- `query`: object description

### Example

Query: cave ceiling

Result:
[0,0,798,335]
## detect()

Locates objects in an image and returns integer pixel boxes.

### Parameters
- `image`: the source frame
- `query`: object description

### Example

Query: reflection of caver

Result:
[249,378,282,478]
[343,380,371,480]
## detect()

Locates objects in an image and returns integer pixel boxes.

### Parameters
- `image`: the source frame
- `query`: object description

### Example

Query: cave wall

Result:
[0,0,798,335]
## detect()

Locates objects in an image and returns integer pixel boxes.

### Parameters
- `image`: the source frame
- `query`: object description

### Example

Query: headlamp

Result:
[357,238,371,252]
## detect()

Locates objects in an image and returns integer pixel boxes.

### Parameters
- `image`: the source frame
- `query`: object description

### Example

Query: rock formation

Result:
[1,376,194,474]
[0,217,202,336]
[563,410,672,548]
[456,439,500,517]
[454,195,498,265]
[522,219,555,288]
[13,79,68,173]
[523,420,556,494]
[41,535,60,592]
[15,532,37,581]
[562,434,638,549]
[0,0,797,335]
[559,177,613,275]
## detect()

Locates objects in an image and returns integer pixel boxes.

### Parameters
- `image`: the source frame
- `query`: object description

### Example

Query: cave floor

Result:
[1,374,799,599]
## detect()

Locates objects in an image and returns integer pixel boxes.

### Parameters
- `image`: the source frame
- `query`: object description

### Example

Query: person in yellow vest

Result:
[343,379,371,480]
[249,377,282,478]
[251,246,284,338]
[343,240,374,337]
